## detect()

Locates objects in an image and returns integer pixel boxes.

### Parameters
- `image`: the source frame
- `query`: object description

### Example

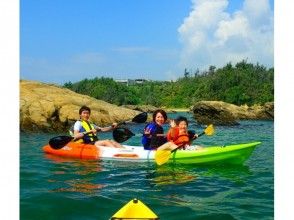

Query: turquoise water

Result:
[20,113,274,220]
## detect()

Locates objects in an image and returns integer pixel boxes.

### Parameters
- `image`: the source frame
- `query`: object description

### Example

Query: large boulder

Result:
[20,80,141,132]
[192,101,239,125]
[192,101,274,125]
[264,102,274,118]
[121,104,158,113]
[121,104,177,114]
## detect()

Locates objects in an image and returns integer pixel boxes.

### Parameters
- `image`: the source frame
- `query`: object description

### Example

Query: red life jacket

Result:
[167,127,190,148]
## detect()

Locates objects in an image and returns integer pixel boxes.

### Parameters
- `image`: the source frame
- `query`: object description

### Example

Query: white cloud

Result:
[215,12,249,44]
[178,0,274,71]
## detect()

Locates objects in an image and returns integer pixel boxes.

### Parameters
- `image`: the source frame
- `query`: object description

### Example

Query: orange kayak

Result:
[43,142,100,159]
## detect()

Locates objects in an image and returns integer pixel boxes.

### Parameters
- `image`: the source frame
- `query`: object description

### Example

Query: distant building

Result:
[114,79,131,86]
[115,78,148,86]
[134,79,148,84]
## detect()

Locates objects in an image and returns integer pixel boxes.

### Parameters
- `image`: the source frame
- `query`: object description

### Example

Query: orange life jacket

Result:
[167,127,190,147]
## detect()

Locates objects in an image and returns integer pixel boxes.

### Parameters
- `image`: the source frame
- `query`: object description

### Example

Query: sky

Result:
[20,0,274,84]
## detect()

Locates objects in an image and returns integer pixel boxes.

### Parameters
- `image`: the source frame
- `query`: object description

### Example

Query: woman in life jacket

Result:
[157,116,202,152]
[73,105,124,148]
[141,109,168,150]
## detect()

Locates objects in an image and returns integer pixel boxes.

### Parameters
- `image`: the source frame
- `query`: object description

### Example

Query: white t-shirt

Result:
[73,121,99,132]
[183,145,202,151]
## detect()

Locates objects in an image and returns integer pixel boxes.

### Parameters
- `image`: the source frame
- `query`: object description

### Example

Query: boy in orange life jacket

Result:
[157,116,202,151]
[73,105,124,148]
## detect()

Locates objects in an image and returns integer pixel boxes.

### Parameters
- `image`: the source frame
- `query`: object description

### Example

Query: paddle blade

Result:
[155,150,172,166]
[204,124,214,136]
[132,112,148,123]
[113,127,135,143]
[49,135,73,149]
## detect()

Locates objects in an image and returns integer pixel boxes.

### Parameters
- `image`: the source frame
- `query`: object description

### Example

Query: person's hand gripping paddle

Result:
[155,124,215,166]
[49,112,147,149]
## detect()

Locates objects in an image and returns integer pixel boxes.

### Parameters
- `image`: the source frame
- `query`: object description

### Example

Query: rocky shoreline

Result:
[191,101,274,125]
[20,80,140,132]
[20,80,274,132]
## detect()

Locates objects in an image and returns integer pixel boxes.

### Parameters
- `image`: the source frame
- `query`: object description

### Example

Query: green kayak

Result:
[166,142,261,165]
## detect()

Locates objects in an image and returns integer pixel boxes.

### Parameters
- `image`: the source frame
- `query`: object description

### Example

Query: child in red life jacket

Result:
[157,116,202,151]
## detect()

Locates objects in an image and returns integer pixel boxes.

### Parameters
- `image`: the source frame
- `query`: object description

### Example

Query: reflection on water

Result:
[202,164,252,183]
[44,154,104,173]
[45,151,252,193]
[51,181,104,194]
[45,154,106,195]
[147,164,197,187]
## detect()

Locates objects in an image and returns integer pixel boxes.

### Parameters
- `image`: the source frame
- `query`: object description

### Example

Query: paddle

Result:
[113,127,136,143]
[49,131,93,150]
[155,124,215,166]
[48,112,148,150]
[118,112,147,125]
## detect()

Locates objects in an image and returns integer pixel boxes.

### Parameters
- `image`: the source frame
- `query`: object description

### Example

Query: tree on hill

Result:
[63,61,274,107]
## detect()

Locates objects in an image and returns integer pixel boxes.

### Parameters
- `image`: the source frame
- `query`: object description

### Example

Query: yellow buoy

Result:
[111,198,159,220]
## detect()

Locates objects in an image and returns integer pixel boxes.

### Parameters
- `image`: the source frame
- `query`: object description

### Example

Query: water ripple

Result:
[20,119,274,220]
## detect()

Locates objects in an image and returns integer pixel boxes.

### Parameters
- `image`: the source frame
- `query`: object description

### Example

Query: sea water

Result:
[20,113,274,220]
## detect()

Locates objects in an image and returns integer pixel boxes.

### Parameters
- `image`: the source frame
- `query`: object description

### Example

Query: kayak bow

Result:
[111,198,158,220]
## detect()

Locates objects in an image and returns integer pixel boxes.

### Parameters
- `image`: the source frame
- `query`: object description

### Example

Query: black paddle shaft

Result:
[48,131,95,149]
[198,131,205,137]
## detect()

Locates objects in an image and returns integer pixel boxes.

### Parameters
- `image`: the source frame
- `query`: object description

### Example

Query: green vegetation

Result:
[64,60,274,108]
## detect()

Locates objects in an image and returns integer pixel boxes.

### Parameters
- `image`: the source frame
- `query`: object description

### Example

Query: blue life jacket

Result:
[142,122,166,150]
